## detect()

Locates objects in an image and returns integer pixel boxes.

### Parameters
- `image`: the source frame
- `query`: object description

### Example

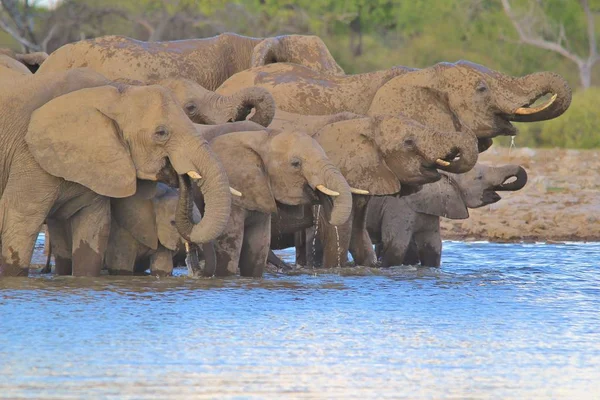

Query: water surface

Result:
[1,241,599,399]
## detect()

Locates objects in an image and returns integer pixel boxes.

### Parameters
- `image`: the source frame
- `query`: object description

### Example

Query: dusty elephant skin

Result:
[191,124,353,277]
[37,33,344,90]
[269,113,480,268]
[0,48,48,76]
[0,70,232,278]
[217,61,572,150]
[366,164,528,267]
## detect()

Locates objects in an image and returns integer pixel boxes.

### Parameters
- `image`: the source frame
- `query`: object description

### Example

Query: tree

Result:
[501,0,599,89]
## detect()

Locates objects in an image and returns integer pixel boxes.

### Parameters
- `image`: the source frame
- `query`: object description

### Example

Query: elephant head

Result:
[110,182,201,253]
[403,163,528,219]
[203,129,353,226]
[0,48,48,75]
[26,84,232,245]
[369,60,572,149]
[251,35,344,75]
[159,78,275,127]
[312,115,479,195]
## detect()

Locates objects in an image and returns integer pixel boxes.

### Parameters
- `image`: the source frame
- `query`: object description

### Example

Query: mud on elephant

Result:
[183,123,354,277]
[217,60,572,151]
[269,114,480,268]
[0,70,232,277]
[38,33,344,90]
[367,163,528,267]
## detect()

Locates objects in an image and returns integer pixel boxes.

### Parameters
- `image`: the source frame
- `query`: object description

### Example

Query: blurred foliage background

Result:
[1,0,599,148]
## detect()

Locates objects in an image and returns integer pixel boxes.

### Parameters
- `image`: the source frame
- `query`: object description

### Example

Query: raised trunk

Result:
[424,128,479,174]
[172,141,231,244]
[493,165,528,191]
[500,72,572,123]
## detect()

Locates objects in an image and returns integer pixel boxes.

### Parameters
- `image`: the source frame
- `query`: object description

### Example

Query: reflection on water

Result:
[1,242,600,399]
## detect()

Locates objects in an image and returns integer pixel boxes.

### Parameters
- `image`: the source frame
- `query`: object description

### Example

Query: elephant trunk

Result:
[499,72,572,123]
[227,87,276,127]
[172,140,231,244]
[493,165,528,191]
[428,129,479,174]
[309,163,353,226]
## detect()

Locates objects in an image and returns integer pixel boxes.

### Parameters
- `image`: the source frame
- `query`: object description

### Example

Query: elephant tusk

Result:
[230,187,242,197]
[350,187,370,195]
[316,184,339,197]
[184,241,190,253]
[514,94,557,115]
[187,171,202,180]
[435,159,451,167]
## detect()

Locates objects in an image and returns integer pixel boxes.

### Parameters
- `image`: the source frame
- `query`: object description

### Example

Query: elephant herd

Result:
[0,32,570,278]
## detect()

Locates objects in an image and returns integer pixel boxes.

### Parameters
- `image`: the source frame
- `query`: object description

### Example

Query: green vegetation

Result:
[1,0,599,148]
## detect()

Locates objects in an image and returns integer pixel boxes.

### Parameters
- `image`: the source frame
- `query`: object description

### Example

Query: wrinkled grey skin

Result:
[191,123,353,277]
[366,164,528,267]
[0,70,232,277]
[106,183,201,276]
[46,183,202,277]
[218,61,572,152]
[38,33,344,90]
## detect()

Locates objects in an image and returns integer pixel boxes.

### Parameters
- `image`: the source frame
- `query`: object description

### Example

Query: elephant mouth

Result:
[419,164,442,182]
[156,158,179,187]
[482,189,501,205]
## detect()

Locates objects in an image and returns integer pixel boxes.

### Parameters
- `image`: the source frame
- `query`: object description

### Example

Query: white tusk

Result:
[514,94,557,115]
[435,159,451,167]
[350,187,370,195]
[316,184,339,197]
[230,187,242,197]
[184,241,190,253]
[187,171,202,180]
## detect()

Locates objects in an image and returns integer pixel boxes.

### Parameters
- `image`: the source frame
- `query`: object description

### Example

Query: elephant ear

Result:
[251,37,282,67]
[26,86,137,198]
[153,186,199,251]
[209,132,277,214]
[403,174,469,219]
[313,118,401,195]
[111,190,159,251]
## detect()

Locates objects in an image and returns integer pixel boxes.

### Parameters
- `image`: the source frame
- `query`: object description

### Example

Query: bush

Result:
[496,88,600,149]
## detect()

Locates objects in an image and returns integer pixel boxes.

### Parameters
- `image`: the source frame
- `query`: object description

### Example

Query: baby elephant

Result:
[366,164,528,267]
[105,183,201,276]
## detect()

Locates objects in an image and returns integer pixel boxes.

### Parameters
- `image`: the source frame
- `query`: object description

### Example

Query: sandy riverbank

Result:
[441,146,600,242]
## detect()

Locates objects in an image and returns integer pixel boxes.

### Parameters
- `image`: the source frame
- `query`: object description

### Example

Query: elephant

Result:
[0,70,232,277]
[268,114,480,268]
[104,183,204,277]
[37,33,344,90]
[366,163,528,267]
[115,77,276,127]
[187,123,354,277]
[0,48,48,76]
[217,60,572,151]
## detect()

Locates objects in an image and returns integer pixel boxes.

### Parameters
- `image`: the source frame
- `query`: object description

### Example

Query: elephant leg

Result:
[402,238,420,266]
[0,183,57,277]
[304,225,325,268]
[213,208,245,277]
[200,243,217,277]
[318,217,350,268]
[46,218,73,275]
[69,197,110,277]
[267,249,291,270]
[348,197,376,267]
[239,212,270,278]
[380,213,415,268]
[294,230,307,266]
[414,228,442,268]
[150,246,174,277]
[105,222,139,275]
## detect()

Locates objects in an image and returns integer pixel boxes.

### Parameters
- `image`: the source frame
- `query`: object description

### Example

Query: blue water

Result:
[1,241,599,399]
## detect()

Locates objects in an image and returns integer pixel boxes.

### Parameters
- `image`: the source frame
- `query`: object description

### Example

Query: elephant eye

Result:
[403,138,416,148]
[154,126,170,142]
[184,102,197,115]
[290,158,302,168]
[476,81,488,93]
